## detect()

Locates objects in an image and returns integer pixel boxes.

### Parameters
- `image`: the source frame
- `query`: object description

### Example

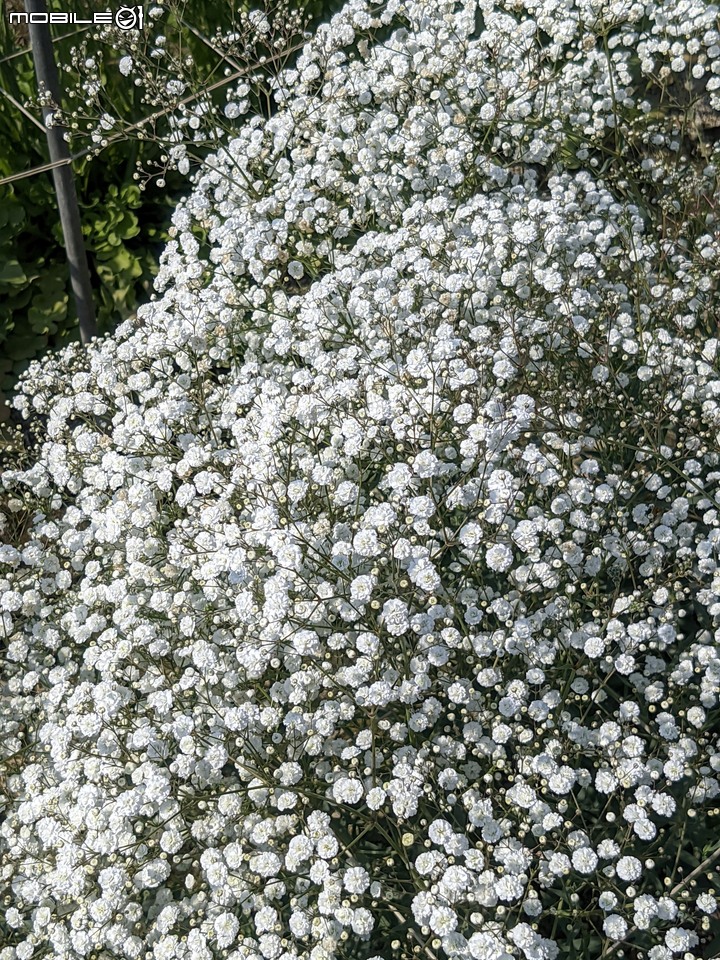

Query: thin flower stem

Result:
[0,32,311,187]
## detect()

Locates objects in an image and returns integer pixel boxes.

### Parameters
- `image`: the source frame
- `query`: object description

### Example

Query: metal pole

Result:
[24,0,97,344]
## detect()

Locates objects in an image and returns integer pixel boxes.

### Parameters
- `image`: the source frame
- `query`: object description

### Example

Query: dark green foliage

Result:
[0,0,339,425]
[0,2,172,415]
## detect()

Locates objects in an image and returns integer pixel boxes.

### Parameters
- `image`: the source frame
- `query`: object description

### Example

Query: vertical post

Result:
[25,0,97,344]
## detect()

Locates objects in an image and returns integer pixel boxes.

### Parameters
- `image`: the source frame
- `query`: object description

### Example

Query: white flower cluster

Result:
[3,0,720,958]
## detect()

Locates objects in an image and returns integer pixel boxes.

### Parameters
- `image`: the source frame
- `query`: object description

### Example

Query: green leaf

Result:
[5,333,47,361]
[0,202,25,229]
[116,213,140,240]
[99,247,143,279]
[28,298,67,330]
[0,259,27,284]
[120,184,141,207]
[38,273,67,295]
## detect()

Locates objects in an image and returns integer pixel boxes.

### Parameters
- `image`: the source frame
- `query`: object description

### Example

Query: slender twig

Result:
[0,84,46,131]
[176,14,244,74]
[0,25,91,64]
[386,904,439,960]
[0,32,310,188]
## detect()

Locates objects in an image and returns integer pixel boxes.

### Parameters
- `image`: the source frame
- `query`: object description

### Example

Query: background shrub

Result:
[0,0,344,434]
[0,3,169,416]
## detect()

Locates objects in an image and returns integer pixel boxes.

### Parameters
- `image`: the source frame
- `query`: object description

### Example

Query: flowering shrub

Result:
[3,0,720,958]
[55,0,311,186]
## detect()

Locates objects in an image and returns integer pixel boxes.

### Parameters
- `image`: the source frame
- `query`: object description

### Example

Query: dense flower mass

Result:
[3,0,720,958]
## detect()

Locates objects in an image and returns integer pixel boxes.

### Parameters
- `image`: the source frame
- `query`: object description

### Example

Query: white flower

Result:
[697,892,717,913]
[288,261,305,279]
[598,892,618,911]
[289,910,311,938]
[119,56,134,76]
[351,907,374,936]
[603,915,628,940]
[428,819,454,846]
[249,852,282,878]
[597,839,621,860]
[664,927,697,953]
[485,543,513,572]
[344,866,370,894]
[571,847,598,875]
[248,8,271,33]
[350,575,375,603]
[353,528,381,557]
[616,856,642,882]
[408,557,441,592]
[412,450,440,478]
[381,598,410,635]
[214,912,239,949]
[333,777,363,804]
[430,905,458,935]
[584,636,606,658]
[459,522,483,547]
[366,787,386,810]
[316,835,339,860]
